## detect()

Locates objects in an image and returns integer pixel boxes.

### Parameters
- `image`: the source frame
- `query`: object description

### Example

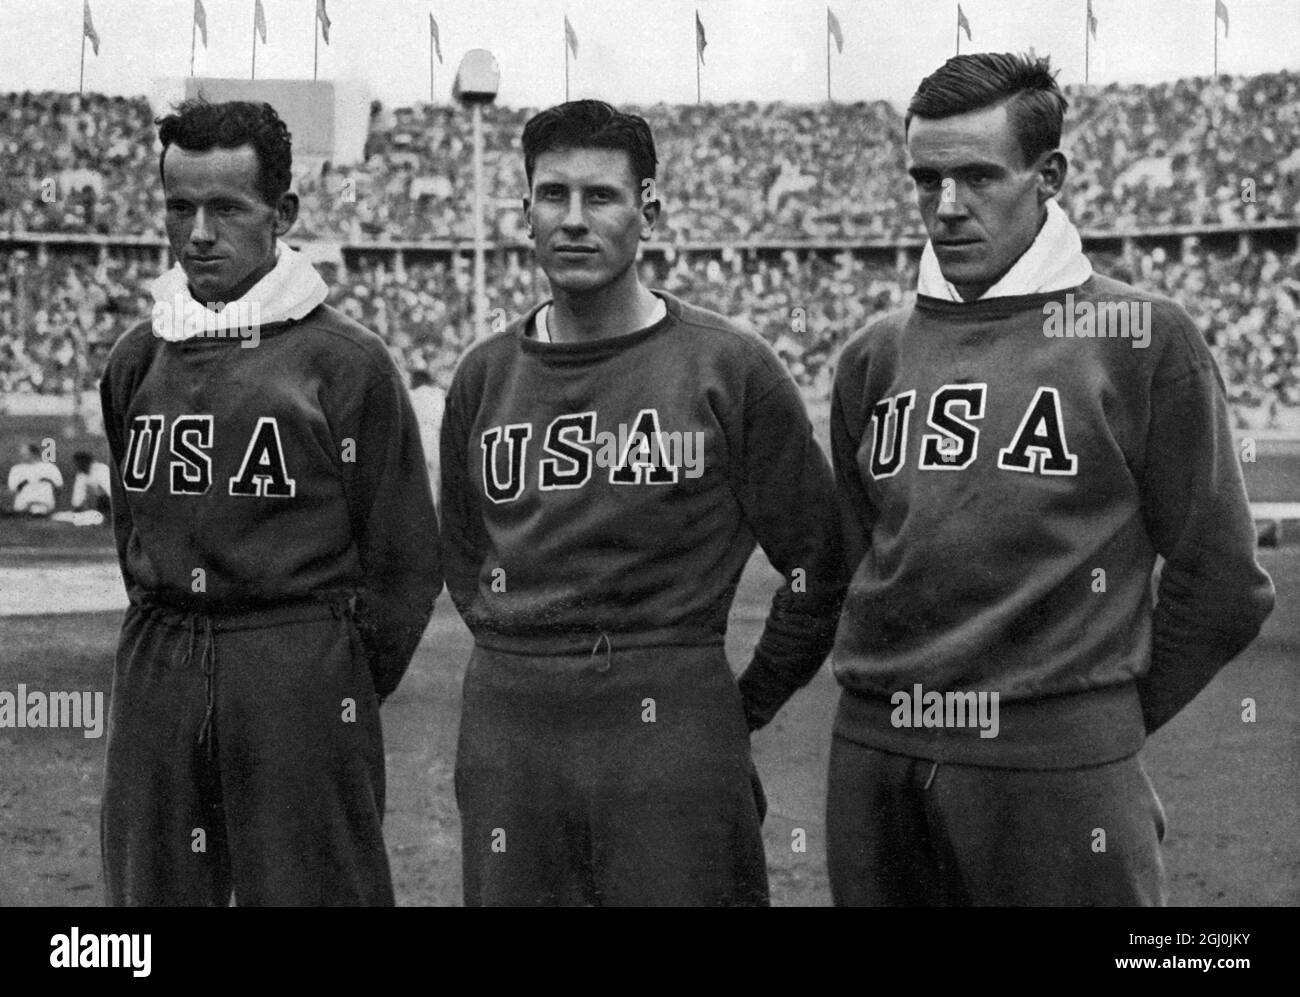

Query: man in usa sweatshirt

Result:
[826,53,1274,906]
[99,99,440,906]
[440,100,845,906]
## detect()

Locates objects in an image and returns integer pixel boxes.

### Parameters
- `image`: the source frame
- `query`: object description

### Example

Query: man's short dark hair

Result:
[522,100,657,190]
[905,53,1068,166]
[73,451,94,472]
[156,99,293,205]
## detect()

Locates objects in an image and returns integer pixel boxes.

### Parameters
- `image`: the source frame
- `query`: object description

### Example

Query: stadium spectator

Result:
[3,441,62,516]
[70,449,111,515]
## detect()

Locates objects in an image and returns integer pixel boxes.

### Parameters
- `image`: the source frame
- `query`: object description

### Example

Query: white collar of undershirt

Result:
[533,295,668,344]
[916,199,1093,301]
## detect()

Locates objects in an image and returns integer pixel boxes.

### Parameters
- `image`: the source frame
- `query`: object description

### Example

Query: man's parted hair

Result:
[905,53,1068,166]
[156,98,293,205]
[522,100,657,191]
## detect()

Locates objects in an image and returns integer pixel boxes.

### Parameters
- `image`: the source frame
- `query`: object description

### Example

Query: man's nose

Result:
[935,181,966,219]
[561,193,587,231]
[190,207,215,244]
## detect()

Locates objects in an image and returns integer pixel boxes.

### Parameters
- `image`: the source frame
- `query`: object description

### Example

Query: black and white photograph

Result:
[0,0,1295,961]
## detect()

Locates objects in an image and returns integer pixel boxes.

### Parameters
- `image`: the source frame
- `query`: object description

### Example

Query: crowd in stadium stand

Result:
[3,71,1297,242]
[0,92,158,236]
[1,71,1298,414]
[1096,243,1300,413]
[4,242,1297,422]
[0,250,147,395]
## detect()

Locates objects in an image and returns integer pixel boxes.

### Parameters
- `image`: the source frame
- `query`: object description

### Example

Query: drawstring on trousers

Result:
[183,615,218,760]
[591,631,612,673]
[923,760,939,791]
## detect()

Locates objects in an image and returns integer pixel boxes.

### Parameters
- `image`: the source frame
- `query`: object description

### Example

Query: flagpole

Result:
[314,14,319,81]
[252,9,257,80]
[565,22,570,101]
[430,33,435,102]
[191,17,197,77]
[1085,3,1090,84]
[1213,9,1218,79]
[826,17,831,102]
[956,10,961,55]
[695,25,701,104]
[79,27,86,94]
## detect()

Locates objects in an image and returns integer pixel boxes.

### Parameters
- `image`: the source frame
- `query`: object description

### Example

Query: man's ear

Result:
[640,197,660,241]
[273,191,299,237]
[1037,150,1068,204]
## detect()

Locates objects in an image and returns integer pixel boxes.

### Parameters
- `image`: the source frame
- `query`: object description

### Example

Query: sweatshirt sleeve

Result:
[344,363,443,701]
[437,364,490,623]
[734,360,847,732]
[1136,308,1275,733]
[829,338,877,577]
[99,353,142,601]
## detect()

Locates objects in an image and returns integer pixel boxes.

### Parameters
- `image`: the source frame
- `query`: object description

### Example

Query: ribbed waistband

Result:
[471,628,726,659]
[833,680,1147,770]
[130,594,355,632]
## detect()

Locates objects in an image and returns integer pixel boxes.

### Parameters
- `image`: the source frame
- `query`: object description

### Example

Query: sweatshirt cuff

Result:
[738,651,822,731]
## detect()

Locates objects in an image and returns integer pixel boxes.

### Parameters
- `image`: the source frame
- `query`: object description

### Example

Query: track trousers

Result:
[101,599,393,906]
[826,736,1168,906]
[456,643,769,907]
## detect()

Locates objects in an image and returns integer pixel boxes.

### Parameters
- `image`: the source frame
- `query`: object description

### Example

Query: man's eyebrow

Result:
[534,180,627,197]
[907,161,1005,178]
[165,192,248,201]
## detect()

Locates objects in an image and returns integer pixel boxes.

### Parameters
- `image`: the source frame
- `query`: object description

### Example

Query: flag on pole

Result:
[957,4,972,41]
[565,15,578,58]
[828,7,844,53]
[1087,0,1098,38]
[83,0,100,55]
[317,0,331,44]
[194,0,208,46]
[696,10,707,64]
[255,0,267,42]
[1215,0,1229,37]
[430,13,443,62]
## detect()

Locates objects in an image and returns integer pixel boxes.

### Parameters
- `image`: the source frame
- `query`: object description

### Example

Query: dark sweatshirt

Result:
[439,290,846,729]
[99,303,442,698]
[830,274,1274,767]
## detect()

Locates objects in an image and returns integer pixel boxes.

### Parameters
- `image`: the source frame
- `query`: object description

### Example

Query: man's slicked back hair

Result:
[522,99,657,190]
[905,52,1068,166]
[157,98,293,205]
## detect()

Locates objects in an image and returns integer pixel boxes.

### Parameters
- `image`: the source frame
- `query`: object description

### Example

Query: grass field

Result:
[1,542,1296,906]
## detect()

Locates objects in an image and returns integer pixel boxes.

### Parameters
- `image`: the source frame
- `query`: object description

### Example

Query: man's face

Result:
[907,101,1064,300]
[162,144,296,304]
[524,146,657,296]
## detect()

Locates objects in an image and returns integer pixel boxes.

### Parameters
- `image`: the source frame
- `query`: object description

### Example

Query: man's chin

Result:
[935,258,995,288]
[545,270,613,296]
[183,277,226,303]
[185,274,251,305]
